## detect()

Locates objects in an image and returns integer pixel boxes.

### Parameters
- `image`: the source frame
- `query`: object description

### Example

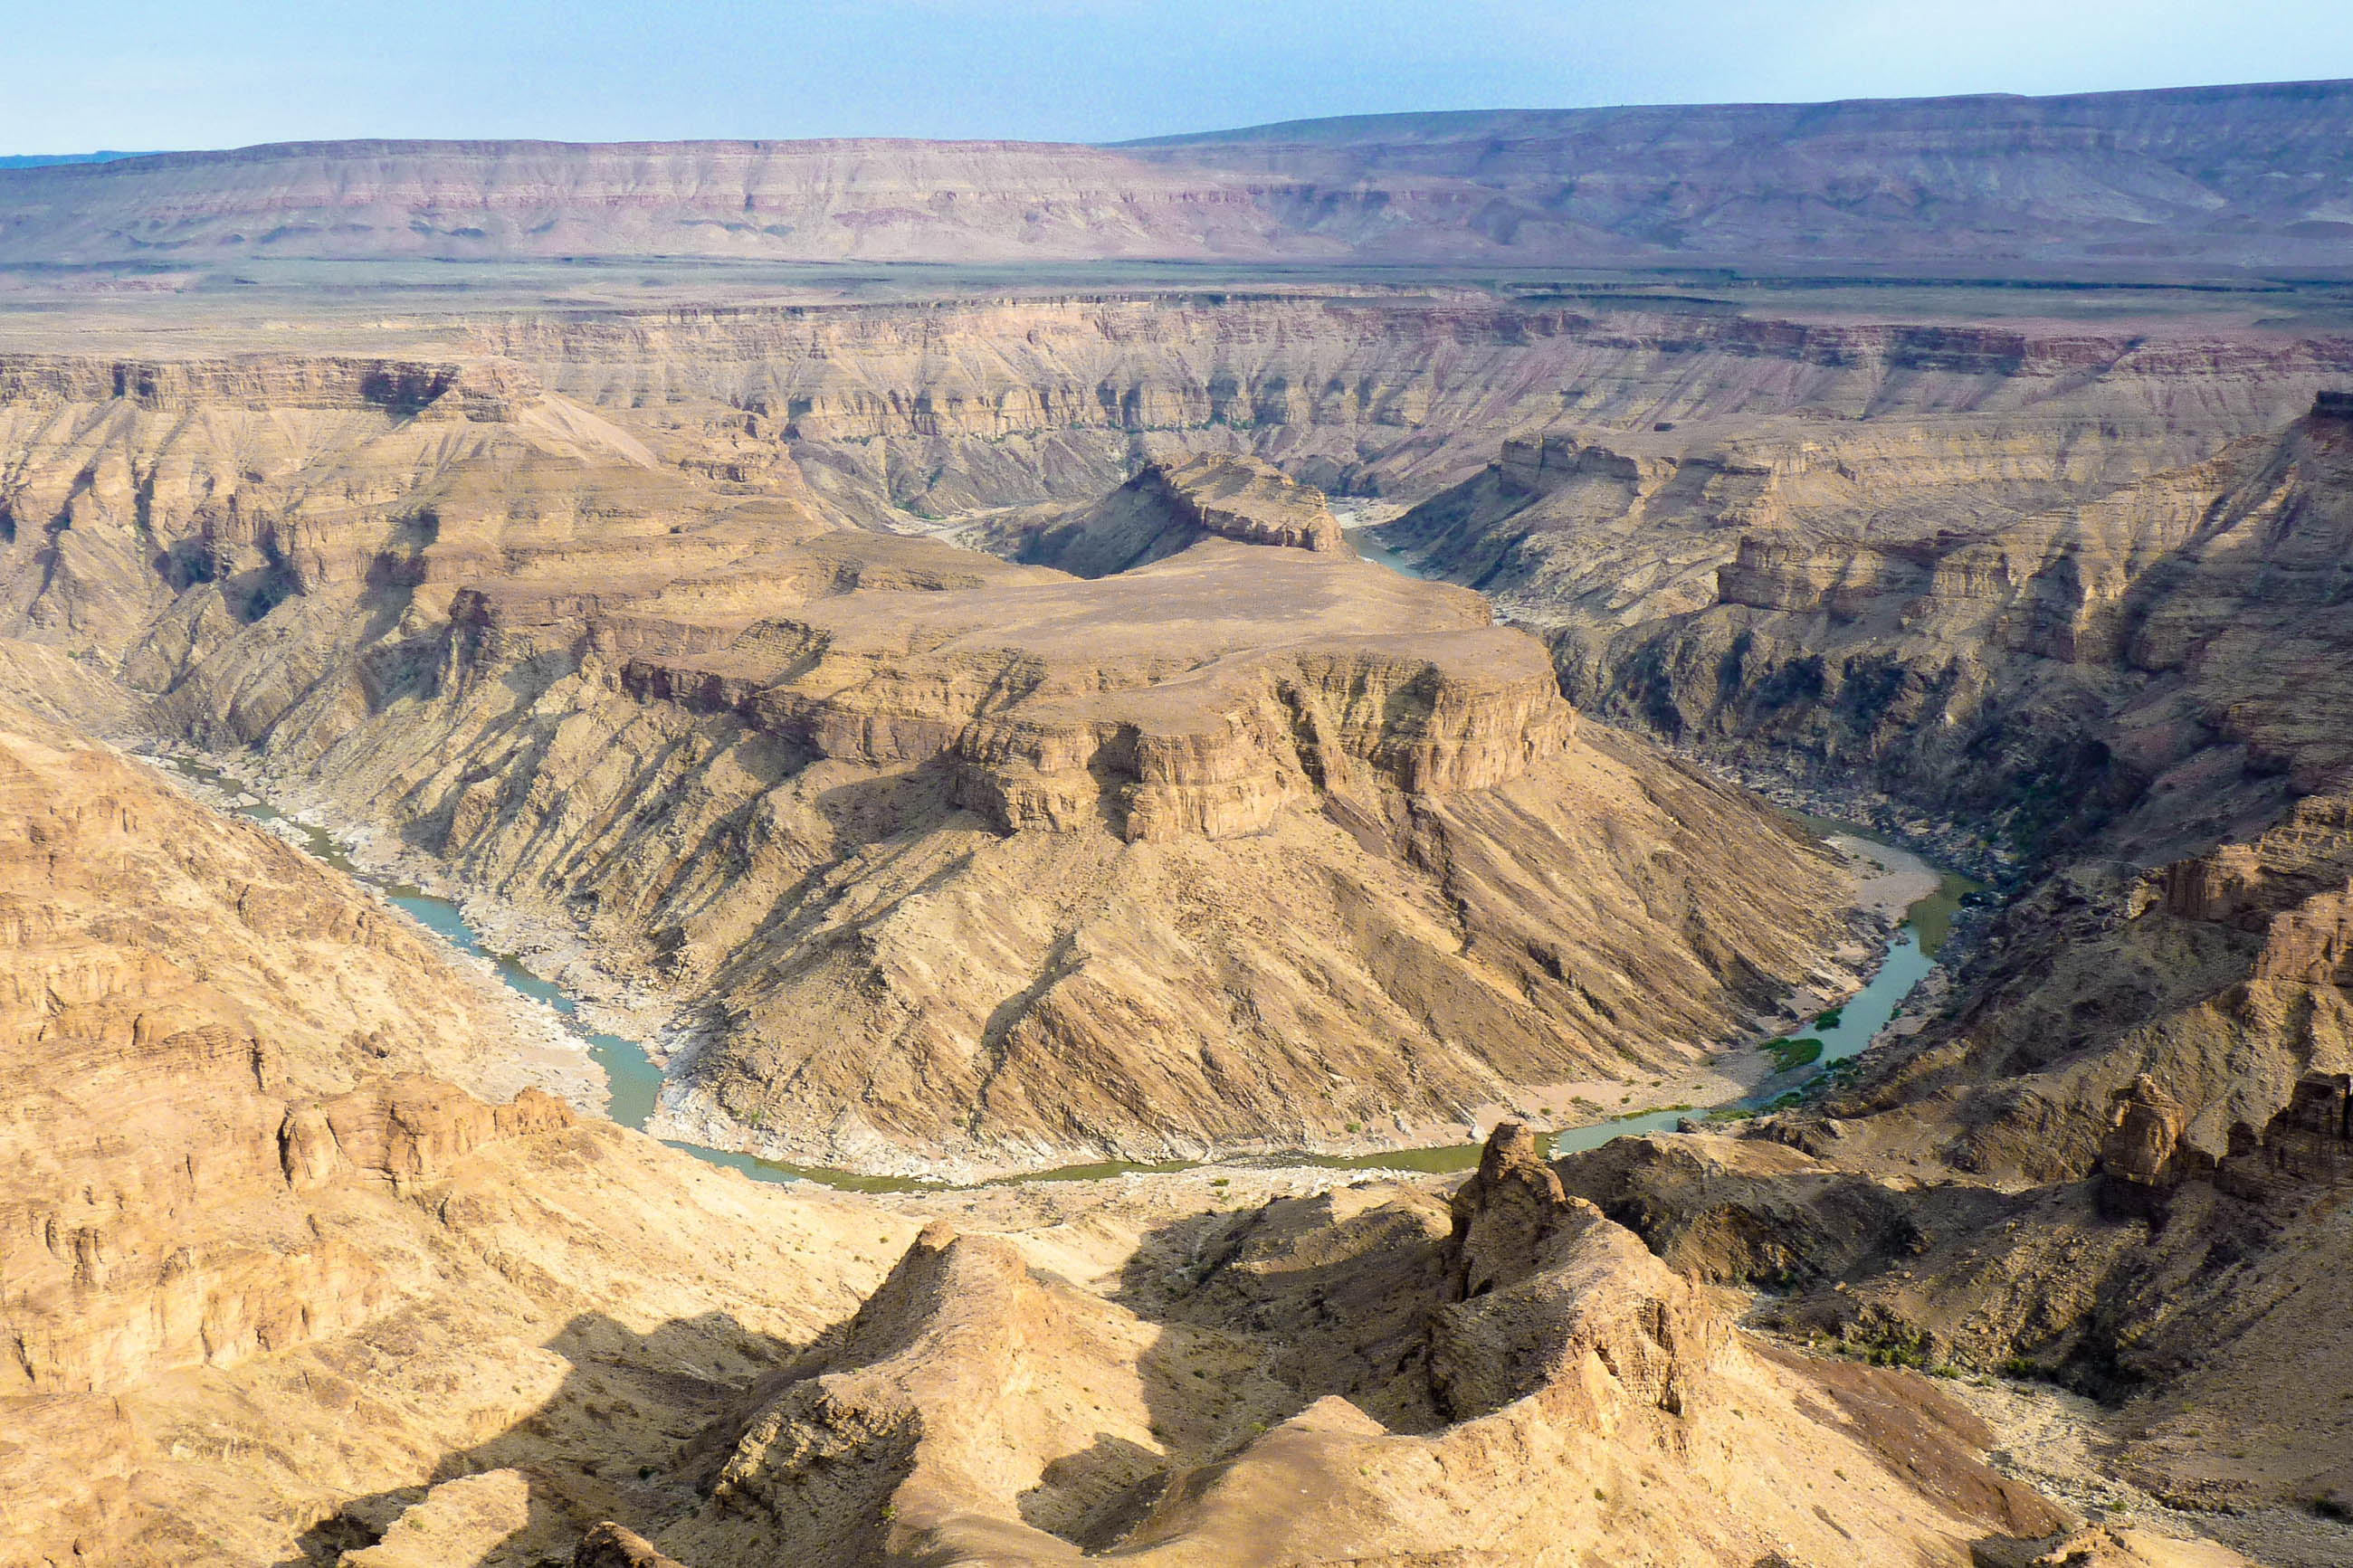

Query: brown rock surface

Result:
[0,346,1854,1172]
[1972,1525,2257,1568]
[0,700,2210,1568]
[977,452,1345,578]
[0,695,919,1566]
[2,134,2345,1567]
[2095,1076,2192,1220]
[650,1124,2072,1568]
[576,1520,693,1568]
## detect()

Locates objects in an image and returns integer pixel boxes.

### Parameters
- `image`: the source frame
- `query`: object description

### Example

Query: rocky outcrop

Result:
[2096,1075,2196,1220]
[1440,1121,1572,1299]
[576,1521,693,1568]
[284,1079,576,1193]
[654,1125,2071,1568]
[1431,1123,1725,1421]
[1138,453,1344,554]
[2217,1070,2353,1197]
[984,453,1343,579]
[1556,1130,1939,1288]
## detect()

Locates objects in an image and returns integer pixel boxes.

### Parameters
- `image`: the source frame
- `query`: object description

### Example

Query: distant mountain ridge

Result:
[0,151,150,169]
[2,78,2349,271]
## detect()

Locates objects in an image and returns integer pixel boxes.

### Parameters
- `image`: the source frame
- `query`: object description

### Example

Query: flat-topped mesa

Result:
[949,638,1577,842]
[993,451,1346,577]
[1142,452,1345,554]
[2316,390,2353,423]
[587,528,1575,844]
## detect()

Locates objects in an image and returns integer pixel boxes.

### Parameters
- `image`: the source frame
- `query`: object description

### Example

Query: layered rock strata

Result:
[469,297,2353,524]
[242,515,1836,1171]
[0,349,1859,1170]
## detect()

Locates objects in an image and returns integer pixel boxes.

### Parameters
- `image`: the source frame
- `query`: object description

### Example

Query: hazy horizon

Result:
[6,0,2352,158]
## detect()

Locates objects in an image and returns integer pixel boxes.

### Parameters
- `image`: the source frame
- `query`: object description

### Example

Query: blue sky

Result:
[5,0,2349,154]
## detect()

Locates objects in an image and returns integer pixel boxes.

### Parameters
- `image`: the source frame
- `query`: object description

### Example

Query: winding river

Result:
[161,568,1972,1192]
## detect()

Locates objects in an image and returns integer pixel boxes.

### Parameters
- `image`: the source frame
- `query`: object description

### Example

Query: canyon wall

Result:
[0,697,2083,1567]
[5,288,2352,1172]
[0,352,1857,1172]
[462,293,2353,526]
[1386,394,2353,1183]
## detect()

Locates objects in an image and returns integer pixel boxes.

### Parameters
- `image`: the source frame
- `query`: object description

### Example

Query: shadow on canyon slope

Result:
[276,1310,796,1568]
[1110,1185,1457,1440]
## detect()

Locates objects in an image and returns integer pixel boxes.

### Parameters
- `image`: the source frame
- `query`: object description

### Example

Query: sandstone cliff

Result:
[175,510,1841,1172]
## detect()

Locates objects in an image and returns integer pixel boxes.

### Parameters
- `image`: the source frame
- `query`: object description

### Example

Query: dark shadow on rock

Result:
[1015,1433,1168,1550]
[1110,1183,1455,1449]
[273,1310,800,1568]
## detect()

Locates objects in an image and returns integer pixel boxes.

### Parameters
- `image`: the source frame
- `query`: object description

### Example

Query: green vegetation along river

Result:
[164,754,1972,1189]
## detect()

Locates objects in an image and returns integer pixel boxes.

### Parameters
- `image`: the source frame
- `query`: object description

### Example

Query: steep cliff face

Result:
[1395,397,2353,849]
[6,295,2336,560]
[0,348,1853,1172]
[1393,403,2353,1171]
[157,508,1838,1173]
[472,297,2353,525]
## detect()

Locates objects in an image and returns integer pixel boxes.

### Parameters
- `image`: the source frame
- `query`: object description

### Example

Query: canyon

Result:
[7,80,2353,1568]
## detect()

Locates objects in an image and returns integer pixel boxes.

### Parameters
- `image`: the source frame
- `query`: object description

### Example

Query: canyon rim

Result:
[4,63,2353,1568]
